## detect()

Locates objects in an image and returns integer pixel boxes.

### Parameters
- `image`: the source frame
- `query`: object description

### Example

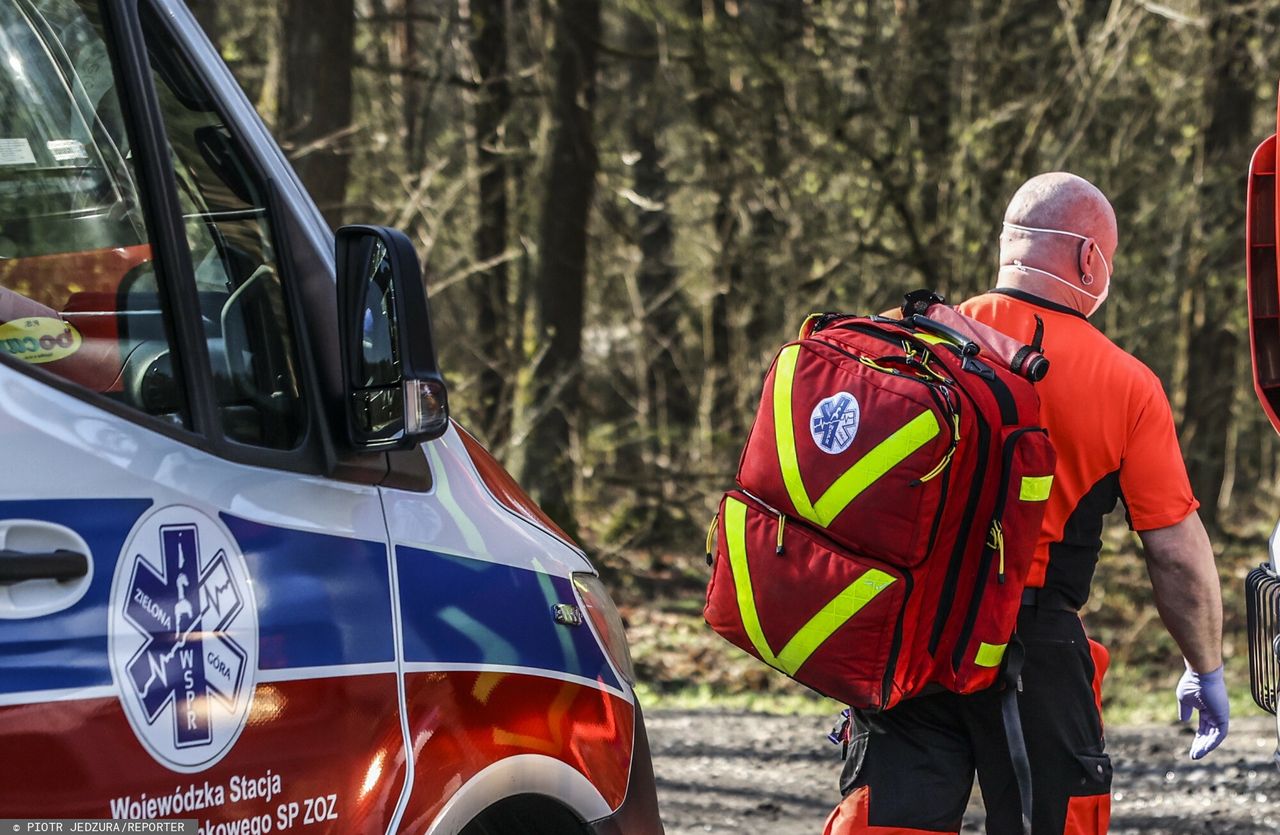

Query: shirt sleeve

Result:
[1118,375,1199,531]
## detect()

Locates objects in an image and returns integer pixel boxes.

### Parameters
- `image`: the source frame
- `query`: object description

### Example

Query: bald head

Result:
[998,172,1118,316]
[1003,173,1117,251]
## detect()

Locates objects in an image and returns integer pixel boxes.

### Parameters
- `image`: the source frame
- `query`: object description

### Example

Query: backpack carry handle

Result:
[902,290,1051,384]
[908,314,981,357]
[901,289,946,317]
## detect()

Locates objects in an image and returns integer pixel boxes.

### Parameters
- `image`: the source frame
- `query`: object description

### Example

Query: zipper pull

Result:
[987,521,1006,583]
[918,413,961,483]
[705,515,719,566]
[776,513,787,556]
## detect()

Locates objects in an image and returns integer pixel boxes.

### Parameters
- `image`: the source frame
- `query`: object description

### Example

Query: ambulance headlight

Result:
[572,573,636,686]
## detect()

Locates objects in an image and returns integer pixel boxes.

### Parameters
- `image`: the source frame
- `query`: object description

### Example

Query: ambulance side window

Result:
[0,0,187,425]
[141,8,305,450]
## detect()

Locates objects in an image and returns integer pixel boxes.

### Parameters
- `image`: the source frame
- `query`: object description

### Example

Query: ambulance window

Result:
[141,9,305,450]
[0,0,187,426]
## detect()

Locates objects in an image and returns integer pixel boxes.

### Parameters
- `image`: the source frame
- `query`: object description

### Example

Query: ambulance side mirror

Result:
[336,225,449,450]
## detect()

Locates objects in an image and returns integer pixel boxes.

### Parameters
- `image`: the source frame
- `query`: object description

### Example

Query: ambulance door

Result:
[0,1,408,830]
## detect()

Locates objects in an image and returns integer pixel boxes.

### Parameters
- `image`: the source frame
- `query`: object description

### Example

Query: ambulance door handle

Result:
[0,549,89,583]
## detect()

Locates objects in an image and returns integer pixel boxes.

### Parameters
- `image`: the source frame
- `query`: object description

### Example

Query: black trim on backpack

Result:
[952,427,1047,672]
[928,394,991,656]
[879,571,914,710]
[967,358,1019,425]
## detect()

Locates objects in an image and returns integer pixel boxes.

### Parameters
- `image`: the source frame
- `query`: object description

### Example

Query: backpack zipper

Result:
[949,426,1047,672]
[705,514,719,566]
[922,463,952,559]
[829,318,980,367]
[989,521,1006,583]
[926,396,990,656]
[878,570,913,709]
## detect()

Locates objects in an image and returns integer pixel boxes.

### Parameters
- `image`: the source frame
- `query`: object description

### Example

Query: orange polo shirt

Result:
[958,289,1199,607]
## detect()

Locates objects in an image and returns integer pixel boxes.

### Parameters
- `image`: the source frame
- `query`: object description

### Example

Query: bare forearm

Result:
[1139,512,1223,673]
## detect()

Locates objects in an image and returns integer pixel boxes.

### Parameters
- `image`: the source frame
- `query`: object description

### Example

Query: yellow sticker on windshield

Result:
[0,317,82,364]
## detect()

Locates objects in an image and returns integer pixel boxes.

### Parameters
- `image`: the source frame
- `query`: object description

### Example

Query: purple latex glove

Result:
[1175,663,1229,760]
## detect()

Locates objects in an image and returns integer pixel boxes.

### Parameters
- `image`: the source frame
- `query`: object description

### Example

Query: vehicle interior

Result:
[0,0,304,450]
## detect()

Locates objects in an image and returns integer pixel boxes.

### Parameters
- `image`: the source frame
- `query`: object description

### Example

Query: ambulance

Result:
[1246,82,1280,769]
[0,1,663,832]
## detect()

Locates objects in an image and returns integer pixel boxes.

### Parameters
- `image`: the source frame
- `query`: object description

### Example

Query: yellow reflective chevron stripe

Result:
[724,497,781,667]
[811,411,940,526]
[772,345,942,527]
[1020,475,1053,502]
[774,346,819,522]
[774,568,898,675]
[723,495,898,676]
[974,642,1007,668]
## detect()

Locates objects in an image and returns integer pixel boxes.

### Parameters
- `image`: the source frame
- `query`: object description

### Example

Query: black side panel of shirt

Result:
[1044,470,1121,610]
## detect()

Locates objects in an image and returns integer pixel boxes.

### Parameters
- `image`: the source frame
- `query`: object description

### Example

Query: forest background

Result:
[188,0,1280,720]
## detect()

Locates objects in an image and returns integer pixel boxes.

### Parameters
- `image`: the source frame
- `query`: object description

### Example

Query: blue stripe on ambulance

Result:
[395,545,621,691]
[0,503,394,694]
[0,499,152,694]
[2,504,619,697]
[220,514,395,669]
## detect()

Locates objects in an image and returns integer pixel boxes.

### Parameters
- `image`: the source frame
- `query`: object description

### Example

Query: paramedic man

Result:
[827,172,1228,835]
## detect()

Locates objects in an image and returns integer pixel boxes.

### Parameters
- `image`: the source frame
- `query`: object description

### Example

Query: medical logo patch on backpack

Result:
[810,392,860,454]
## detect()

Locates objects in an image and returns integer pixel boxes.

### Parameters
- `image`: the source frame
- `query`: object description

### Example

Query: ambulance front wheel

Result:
[458,794,592,835]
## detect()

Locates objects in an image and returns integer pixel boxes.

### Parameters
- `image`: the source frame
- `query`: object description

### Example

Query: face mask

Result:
[1001,221,1111,317]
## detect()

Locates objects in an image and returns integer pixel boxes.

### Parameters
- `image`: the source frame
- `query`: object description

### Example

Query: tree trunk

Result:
[739,2,796,359]
[522,0,602,530]
[468,0,513,447]
[899,0,953,290]
[1180,5,1253,532]
[280,0,354,230]
[400,0,425,172]
[688,0,740,460]
[624,9,685,532]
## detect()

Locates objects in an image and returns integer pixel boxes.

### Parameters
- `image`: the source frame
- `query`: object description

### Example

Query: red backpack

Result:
[704,292,1055,710]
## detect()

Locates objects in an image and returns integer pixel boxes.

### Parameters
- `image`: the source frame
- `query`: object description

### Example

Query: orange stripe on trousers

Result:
[1063,793,1111,834]
[822,787,958,835]
[1087,637,1110,729]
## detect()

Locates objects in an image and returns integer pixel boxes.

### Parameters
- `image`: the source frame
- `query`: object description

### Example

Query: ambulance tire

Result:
[458,793,592,835]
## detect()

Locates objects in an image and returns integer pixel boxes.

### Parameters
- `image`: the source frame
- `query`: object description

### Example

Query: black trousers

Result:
[839,607,1112,834]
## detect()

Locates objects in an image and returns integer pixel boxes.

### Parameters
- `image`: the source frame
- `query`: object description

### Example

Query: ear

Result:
[1077,237,1097,284]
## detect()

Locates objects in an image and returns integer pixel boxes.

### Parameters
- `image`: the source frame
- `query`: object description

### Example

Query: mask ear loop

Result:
[1002,261,1105,301]
[1078,237,1099,286]
[1002,222,1111,293]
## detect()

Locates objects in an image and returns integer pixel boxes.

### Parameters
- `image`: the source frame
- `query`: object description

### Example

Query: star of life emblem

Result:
[810,392,861,455]
[109,505,257,773]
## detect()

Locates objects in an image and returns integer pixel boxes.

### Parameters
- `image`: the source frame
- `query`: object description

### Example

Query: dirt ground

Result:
[648,711,1280,834]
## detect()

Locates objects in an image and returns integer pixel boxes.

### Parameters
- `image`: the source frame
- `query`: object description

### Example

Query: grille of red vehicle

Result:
[1246,564,1280,715]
